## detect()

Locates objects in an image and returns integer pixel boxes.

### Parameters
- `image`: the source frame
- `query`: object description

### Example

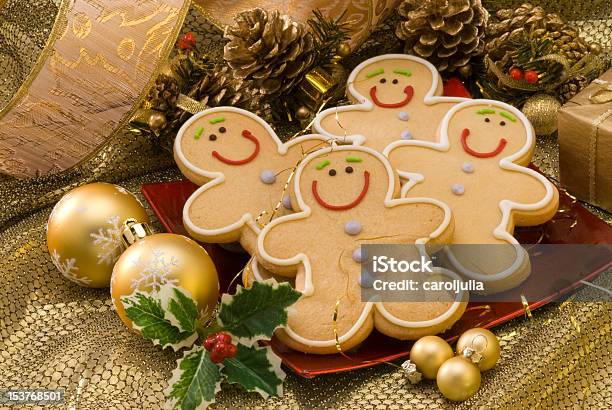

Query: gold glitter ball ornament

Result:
[521,94,562,136]
[111,223,219,331]
[437,356,481,401]
[47,183,150,288]
[148,111,168,133]
[455,327,501,371]
[409,335,454,379]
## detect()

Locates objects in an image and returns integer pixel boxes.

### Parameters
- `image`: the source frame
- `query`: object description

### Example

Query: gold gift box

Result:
[558,68,612,212]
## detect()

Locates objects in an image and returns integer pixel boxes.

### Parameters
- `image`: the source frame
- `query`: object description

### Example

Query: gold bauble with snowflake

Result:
[47,183,150,288]
[110,223,219,331]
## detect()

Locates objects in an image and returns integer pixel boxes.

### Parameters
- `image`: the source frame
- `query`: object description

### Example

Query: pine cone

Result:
[224,8,315,97]
[165,64,271,134]
[147,75,180,112]
[395,0,488,73]
[558,75,589,104]
[485,3,591,67]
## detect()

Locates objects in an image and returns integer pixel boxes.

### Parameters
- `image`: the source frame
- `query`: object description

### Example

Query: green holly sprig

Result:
[121,280,301,410]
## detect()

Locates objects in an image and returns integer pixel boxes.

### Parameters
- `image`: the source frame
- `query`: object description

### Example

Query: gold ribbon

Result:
[0,0,191,178]
[586,79,612,203]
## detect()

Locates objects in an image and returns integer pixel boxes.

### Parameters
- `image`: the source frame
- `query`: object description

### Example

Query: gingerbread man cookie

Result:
[313,54,468,152]
[385,100,559,294]
[175,107,329,254]
[256,145,466,354]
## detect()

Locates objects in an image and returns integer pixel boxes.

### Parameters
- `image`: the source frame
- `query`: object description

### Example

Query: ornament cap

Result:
[121,218,153,247]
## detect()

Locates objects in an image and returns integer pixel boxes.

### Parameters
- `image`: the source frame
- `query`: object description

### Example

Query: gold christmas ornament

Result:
[336,41,351,58]
[111,220,219,331]
[436,356,481,401]
[521,94,562,136]
[409,335,454,379]
[395,0,488,73]
[47,183,150,288]
[296,105,311,120]
[148,112,168,133]
[456,327,501,371]
[224,8,315,96]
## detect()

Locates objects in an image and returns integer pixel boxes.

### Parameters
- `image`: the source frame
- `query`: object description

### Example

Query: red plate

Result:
[142,177,612,377]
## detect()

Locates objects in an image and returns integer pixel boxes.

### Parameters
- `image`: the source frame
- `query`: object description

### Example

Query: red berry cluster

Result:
[204,332,237,363]
[179,32,197,51]
[508,67,539,84]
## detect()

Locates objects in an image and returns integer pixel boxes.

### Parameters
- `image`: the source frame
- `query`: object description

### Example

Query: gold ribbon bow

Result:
[589,79,612,104]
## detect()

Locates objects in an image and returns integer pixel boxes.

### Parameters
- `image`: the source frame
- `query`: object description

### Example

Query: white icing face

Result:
[179,111,278,175]
[297,150,390,211]
[446,103,529,160]
[352,58,437,109]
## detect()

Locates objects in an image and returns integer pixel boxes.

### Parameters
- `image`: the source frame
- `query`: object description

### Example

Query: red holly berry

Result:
[509,67,524,81]
[215,332,232,344]
[179,32,196,50]
[225,344,237,358]
[213,341,226,355]
[524,70,539,84]
[204,336,216,351]
[210,350,224,363]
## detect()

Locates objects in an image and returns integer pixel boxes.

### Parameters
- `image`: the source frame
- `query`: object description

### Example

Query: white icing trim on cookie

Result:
[384,99,556,283]
[257,144,458,347]
[312,54,469,145]
[175,106,329,239]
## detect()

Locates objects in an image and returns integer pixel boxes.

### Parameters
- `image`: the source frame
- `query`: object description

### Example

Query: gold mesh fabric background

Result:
[0,0,59,109]
[0,1,611,409]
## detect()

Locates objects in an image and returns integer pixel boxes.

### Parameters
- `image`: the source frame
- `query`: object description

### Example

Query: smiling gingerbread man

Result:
[175,107,329,254]
[384,100,560,294]
[256,145,467,354]
[313,54,468,152]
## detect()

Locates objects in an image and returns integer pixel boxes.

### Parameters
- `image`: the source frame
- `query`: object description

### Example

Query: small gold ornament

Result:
[409,335,454,379]
[111,220,219,330]
[296,106,311,120]
[148,111,168,133]
[521,94,561,136]
[336,41,351,58]
[436,356,481,402]
[456,327,501,371]
[400,359,423,384]
[47,183,150,288]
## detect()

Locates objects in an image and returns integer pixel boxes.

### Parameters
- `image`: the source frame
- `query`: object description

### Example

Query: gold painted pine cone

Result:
[485,3,592,66]
[224,8,315,96]
[395,0,488,72]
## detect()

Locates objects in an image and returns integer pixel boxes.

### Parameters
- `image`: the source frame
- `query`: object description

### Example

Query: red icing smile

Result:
[312,171,370,210]
[369,85,414,108]
[460,128,507,158]
[212,130,260,165]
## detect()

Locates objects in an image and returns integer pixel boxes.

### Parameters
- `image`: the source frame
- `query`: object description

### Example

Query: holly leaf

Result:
[166,346,222,410]
[217,279,301,345]
[121,290,197,351]
[221,344,285,398]
[160,285,199,334]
